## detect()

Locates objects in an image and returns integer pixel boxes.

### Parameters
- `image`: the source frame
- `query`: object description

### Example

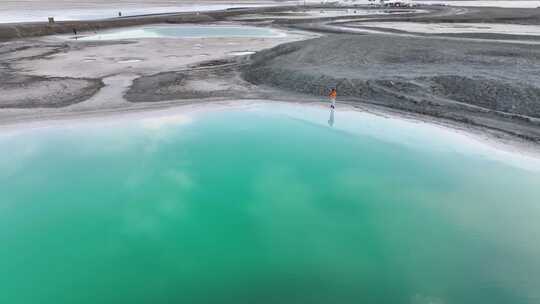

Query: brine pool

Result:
[1,102,540,304]
[349,21,540,36]
[78,24,286,40]
[231,8,426,20]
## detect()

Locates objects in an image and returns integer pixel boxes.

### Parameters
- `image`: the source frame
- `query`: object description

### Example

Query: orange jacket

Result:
[329,90,337,99]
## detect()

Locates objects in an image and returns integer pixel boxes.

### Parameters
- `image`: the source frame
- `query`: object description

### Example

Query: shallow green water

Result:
[1,103,540,304]
[80,25,283,41]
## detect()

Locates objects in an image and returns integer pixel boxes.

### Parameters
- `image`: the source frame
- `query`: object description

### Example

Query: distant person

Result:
[73,28,78,39]
[328,88,337,109]
[118,11,122,17]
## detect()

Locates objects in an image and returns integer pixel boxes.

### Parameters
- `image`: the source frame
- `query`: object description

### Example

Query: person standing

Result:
[328,88,337,109]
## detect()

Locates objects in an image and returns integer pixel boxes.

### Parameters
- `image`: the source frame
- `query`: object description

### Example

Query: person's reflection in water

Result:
[327,87,337,127]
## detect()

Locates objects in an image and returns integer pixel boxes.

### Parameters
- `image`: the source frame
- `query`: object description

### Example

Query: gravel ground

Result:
[0,75,103,108]
[0,40,104,108]
[242,34,540,141]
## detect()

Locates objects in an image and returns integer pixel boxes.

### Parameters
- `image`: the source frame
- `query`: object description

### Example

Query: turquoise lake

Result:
[1,102,540,304]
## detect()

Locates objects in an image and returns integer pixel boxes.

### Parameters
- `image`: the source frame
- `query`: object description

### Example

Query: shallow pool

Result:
[233,8,424,20]
[78,24,286,40]
[351,21,540,36]
[1,102,540,304]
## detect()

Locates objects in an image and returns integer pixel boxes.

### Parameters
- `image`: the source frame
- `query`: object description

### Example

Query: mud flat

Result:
[0,75,103,108]
[0,22,318,124]
[0,41,104,108]
[124,58,259,102]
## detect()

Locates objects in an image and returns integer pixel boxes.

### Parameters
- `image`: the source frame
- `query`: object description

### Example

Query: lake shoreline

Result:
[1,3,540,151]
[2,99,540,161]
